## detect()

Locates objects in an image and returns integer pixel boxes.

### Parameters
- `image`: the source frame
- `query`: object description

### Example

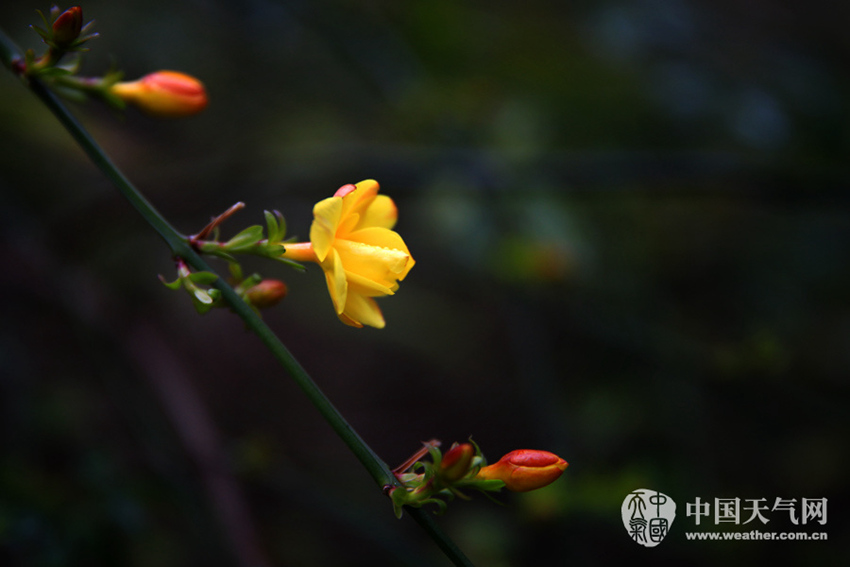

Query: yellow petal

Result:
[347,272,396,297]
[342,292,386,329]
[321,250,347,314]
[311,197,343,262]
[347,227,415,280]
[337,311,364,328]
[334,239,410,286]
[340,179,380,223]
[358,194,398,230]
[337,212,360,236]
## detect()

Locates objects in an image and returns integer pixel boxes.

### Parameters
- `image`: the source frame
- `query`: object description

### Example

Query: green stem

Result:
[409,509,474,567]
[1,23,473,567]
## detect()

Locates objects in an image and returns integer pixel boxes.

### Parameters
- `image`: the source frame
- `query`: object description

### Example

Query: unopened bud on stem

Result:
[437,443,475,484]
[110,70,208,117]
[51,6,83,47]
[245,279,287,308]
[476,449,568,492]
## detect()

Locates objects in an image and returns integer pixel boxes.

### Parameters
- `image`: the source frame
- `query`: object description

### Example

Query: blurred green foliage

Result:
[1,0,848,565]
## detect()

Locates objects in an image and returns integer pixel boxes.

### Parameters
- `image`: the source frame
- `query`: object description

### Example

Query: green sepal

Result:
[274,256,306,271]
[30,23,51,43]
[232,272,263,297]
[241,273,263,289]
[458,478,505,492]
[34,9,51,36]
[263,242,287,256]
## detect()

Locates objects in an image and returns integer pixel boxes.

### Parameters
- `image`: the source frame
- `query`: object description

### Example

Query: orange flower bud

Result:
[52,6,83,47]
[245,279,287,308]
[438,443,475,484]
[110,71,208,118]
[476,449,568,492]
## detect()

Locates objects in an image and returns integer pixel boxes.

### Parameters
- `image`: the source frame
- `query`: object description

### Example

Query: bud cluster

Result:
[386,440,568,518]
[160,205,300,315]
[160,258,287,315]
[18,6,208,118]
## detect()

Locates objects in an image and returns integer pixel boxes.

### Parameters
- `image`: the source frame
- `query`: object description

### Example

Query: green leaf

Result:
[264,210,279,242]
[224,225,264,251]
[228,261,244,282]
[38,66,73,77]
[188,271,219,285]
[158,274,182,290]
[265,209,287,242]
[193,288,214,304]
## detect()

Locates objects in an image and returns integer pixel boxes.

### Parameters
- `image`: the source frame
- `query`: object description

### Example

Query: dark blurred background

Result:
[1,1,848,565]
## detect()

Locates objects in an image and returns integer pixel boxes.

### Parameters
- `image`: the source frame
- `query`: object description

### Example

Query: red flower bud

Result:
[245,279,287,308]
[110,71,208,118]
[438,443,475,484]
[476,449,567,492]
[52,6,83,47]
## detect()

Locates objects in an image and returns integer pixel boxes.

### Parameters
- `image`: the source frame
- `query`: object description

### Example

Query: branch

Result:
[0,19,473,567]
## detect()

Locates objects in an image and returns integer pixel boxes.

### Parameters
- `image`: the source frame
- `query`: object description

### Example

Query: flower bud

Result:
[52,6,83,47]
[476,449,567,492]
[245,279,288,308]
[437,443,475,484]
[110,71,208,118]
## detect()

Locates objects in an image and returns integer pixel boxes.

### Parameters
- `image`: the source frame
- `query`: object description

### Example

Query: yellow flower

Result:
[282,180,414,328]
[110,70,208,118]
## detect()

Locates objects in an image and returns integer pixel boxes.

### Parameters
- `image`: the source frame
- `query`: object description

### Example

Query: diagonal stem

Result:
[1,23,473,567]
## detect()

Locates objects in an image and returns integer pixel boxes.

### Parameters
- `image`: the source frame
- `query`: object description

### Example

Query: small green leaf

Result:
[264,210,279,242]
[228,261,244,282]
[38,66,73,77]
[188,271,219,285]
[224,225,264,250]
[194,300,215,315]
[158,274,182,290]
[193,288,214,304]
[241,273,262,288]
